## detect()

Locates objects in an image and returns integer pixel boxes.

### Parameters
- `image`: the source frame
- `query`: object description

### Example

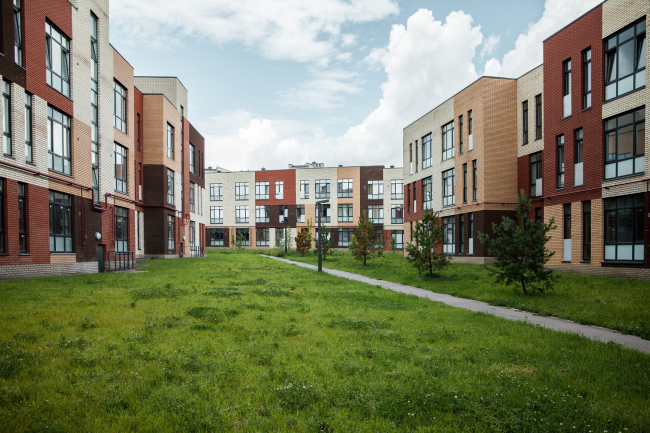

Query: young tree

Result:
[295,220,313,257]
[315,226,335,260]
[405,210,450,277]
[235,232,246,249]
[390,234,397,254]
[349,212,379,265]
[478,190,557,295]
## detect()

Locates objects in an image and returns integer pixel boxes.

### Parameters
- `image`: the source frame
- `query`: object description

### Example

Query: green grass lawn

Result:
[0,250,648,432]
[283,249,650,340]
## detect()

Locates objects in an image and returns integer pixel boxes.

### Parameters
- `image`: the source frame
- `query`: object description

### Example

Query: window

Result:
[535,208,543,231]
[582,201,591,262]
[469,213,474,254]
[468,110,473,151]
[583,48,592,109]
[91,15,99,203]
[338,228,353,247]
[557,135,565,189]
[300,180,309,199]
[235,206,249,223]
[338,179,353,198]
[256,228,270,246]
[522,100,528,145]
[413,183,417,213]
[442,121,454,161]
[14,0,22,66]
[255,182,269,200]
[463,164,467,203]
[423,176,433,210]
[167,123,174,159]
[115,206,128,252]
[563,59,571,117]
[136,114,140,151]
[442,169,455,207]
[296,204,305,222]
[49,191,72,253]
[459,115,464,154]
[472,160,477,201]
[0,179,4,253]
[406,184,410,214]
[3,81,11,156]
[190,221,196,249]
[318,204,331,223]
[113,143,128,194]
[235,182,249,200]
[605,194,644,261]
[256,205,270,223]
[189,144,195,174]
[48,107,71,175]
[46,23,70,97]
[18,183,26,253]
[189,182,195,213]
[563,203,571,243]
[605,18,646,100]
[422,133,432,168]
[530,152,542,197]
[409,143,413,175]
[166,169,174,205]
[338,204,353,222]
[605,108,645,179]
[167,214,175,250]
[459,214,464,255]
[368,205,383,224]
[442,216,455,255]
[210,206,223,224]
[575,128,583,186]
[113,81,127,133]
[535,94,543,139]
[210,228,224,246]
[368,180,383,200]
[236,228,250,246]
[415,140,418,172]
[25,93,32,163]
[391,205,403,224]
[391,179,403,200]
[210,183,223,201]
[315,179,330,199]
[138,163,142,201]
[275,181,284,200]
[392,230,404,249]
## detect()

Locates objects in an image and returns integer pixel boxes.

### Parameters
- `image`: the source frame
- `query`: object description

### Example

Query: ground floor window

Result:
[256,228,270,246]
[442,216,455,255]
[49,191,73,253]
[210,228,224,246]
[115,206,128,252]
[582,201,591,262]
[605,194,644,261]
[190,221,196,249]
[459,214,464,254]
[0,179,4,253]
[167,214,175,251]
[392,230,404,249]
[236,228,250,246]
[18,183,26,253]
[338,228,353,247]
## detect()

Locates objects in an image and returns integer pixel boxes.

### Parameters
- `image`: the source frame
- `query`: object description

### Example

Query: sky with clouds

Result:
[109,0,601,171]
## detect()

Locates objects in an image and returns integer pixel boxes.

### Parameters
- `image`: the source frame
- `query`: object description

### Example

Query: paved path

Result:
[262,255,650,354]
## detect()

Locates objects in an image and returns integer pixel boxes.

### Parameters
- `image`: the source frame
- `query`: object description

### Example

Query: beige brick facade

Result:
[517,65,544,158]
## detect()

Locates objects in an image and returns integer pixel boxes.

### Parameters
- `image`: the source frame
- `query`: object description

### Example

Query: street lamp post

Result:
[284,208,289,254]
[316,199,329,272]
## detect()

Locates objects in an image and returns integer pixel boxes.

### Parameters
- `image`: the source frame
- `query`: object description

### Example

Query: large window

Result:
[442,121,454,161]
[582,201,591,262]
[605,18,646,100]
[409,143,413,175]
[3,81,11,156]
[318,204,331,223]
[256,228,270,246]
[114,143,128,194]
[189,182,195,213]
[210,183,223,201]
[235,228,250,246]
[210,228,224,246]
[210,206,223,224]
[442,216,455,255]
[415,140,418,172]
[535,94,543,140]
[583,48,592,109]
[115,206,128,252]
[557,135,565,189]
[114,81,127,133]
[49,191,72,253]
[48,106,71,175]
[472,160,477,201]
[275,181,284,200]
[391,204,403,224]
[530,152,542,197]
[25,93,32,163]
[459,115,464,154]
[563,59,571,118]
[391,180,403,200]
[166,169,174,205]
[315,179,330,199]
[14,0,22,66]
[46,23,70,97]
[18,183,26,253]
[338,179,353,198]
[392,230,404,249]
[0,179,4,253]
[235,206,249,223]
[300,180,309,199]
[136,114,140,150]
[167,214,175,250]
[463,163,467,203]
[338,228,353,247]
[256,205,270,223]
[605,108,645,179]
[235,182,249,200]
[423,176,433,210]
[189,144,195,174]
[459,214,465,255]
[338,204,353,222]
[190,221,196,249]
[368,180,383,200]
[296,204,305,222]
[522,100,529,145]
[255,182,269,200]
[368,205,383,224]
[422,133,432,168]
[575,128,583,186]
[468,110,473,150]
[442,169,454,207]
[166,123,174,159]
[605,194,644,262]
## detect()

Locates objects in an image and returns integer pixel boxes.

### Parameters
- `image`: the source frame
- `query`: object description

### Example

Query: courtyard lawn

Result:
[285,249,650,340]
[0,251,648,432]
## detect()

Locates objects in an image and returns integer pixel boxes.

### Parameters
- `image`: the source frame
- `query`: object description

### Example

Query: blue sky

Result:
[109,0,600,171]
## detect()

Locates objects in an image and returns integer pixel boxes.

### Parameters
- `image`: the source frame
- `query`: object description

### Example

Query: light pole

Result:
[284,207,289,254]
[316,199,329,272]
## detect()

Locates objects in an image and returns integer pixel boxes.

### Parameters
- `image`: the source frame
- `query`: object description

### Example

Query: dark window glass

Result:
[563,59,571,97]
[459,115,463,154]
[442,122,454,161]
[167,214,175,250]
[604,193,644,261]
[256,228,270,246]
[442,216,455,254]
[338,204,353,222]
[113,81,127,133]
[3,81,12,156]
[18,183,26,253]
[49,191,73,253]
[604,107,645,179]
[210,228,224,246]
[14,0,22,66]
[535,94,543,139]
[115,206,128,252]
[583,48,592,109]
[235,228,250,246]
[472,160,477,201]
[189,182,195,213]
[575,128,583,164]
[25,94,32,163]
[605,18,646,100]
[463,163,467,203]
[557,135,565,189]
[522,100,528,144]
[459,214,464,255]
[338,228,353,247]
[46,23,70,97]
[137,113,140,150]
[391,230,404,249]
[530,152,542,197]
[582,201,591,261]
[114,143,128,194]
[189,144,195,174]
[167,169,174,205]
[422,133,432,168]
[391,205,403,224]
[563,204,571,239]
[47,106,71,176]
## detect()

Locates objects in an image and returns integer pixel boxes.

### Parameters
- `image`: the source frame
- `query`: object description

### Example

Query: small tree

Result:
[315,226,335,260]
[349,212,379,265]
[390,234,397,254]
[235,232,247,249]
[405,210,450,277]
[478,190,557,295]
[295,220,313,257]
[375,233,384,257]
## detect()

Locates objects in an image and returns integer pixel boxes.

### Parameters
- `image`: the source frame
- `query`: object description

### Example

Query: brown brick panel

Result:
[188,121,205,189]
[143,164,168,208]
[143,207,175,255]
[255,169,297,206]
[73,197,104,262]
[134,87,144,207]
[359,166,384,219]
[0,1,26,87]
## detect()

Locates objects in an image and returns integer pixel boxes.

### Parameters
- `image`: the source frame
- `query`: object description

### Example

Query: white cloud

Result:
[110,0,398,64]
[483,0,601,77]
[341,34,357,47]
[278,69,362,110]
[480,35,500,58]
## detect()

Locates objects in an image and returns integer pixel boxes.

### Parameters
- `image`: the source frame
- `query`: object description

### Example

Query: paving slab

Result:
[262,255,650,354]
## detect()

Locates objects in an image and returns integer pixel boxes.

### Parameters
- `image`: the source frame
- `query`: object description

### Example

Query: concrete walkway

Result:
[263,255,650,354]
